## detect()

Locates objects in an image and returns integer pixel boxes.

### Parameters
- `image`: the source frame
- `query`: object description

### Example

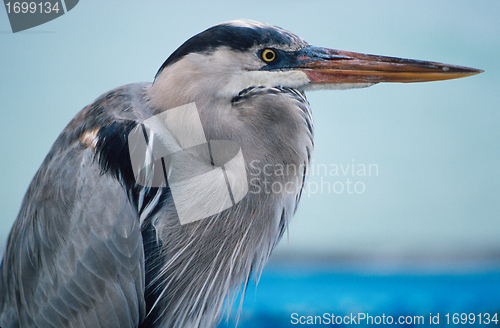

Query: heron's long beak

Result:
[298,46,483,84]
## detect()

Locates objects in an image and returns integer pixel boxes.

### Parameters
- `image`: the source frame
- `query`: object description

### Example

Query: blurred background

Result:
[1,1,499,327]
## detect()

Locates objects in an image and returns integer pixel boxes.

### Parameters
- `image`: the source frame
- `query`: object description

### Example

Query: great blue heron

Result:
[0,20,481,327]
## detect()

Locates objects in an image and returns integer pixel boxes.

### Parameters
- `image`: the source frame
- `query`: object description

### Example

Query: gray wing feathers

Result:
[0,83,150,327]
[26,152,143,328]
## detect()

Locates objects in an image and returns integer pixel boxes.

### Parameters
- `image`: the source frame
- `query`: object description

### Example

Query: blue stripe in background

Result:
[219,261,500,327]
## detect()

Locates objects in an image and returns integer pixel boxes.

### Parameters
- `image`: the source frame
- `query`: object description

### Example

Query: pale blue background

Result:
[0,1,499,268]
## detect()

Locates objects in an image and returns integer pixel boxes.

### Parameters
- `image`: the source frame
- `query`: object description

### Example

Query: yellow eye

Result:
[261,49,277,62]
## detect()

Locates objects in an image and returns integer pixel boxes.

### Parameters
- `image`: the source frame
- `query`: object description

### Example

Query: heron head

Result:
[150,19,482,105]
